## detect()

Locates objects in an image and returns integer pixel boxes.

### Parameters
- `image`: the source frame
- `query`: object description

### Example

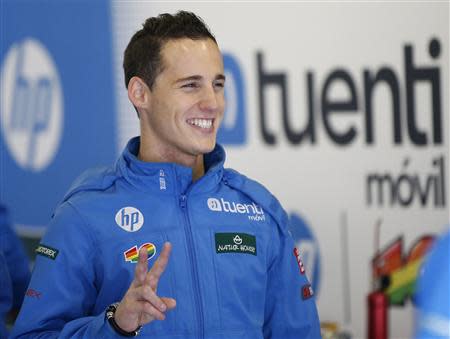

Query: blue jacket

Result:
[0,204,30,338]
[415,228,450,338]
[0,251,12,339]
[11,137,321,339]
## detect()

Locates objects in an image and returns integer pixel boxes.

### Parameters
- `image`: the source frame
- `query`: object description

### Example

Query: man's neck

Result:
[192,156,205,182]
[138,135,205,182]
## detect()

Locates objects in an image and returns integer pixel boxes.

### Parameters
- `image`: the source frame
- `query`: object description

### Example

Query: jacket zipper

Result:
[179,194,205,339]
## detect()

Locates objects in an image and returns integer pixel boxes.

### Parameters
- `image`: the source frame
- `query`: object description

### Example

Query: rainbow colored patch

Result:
[124,243,156,263]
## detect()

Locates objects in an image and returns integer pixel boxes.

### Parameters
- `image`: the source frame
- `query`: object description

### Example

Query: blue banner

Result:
[0,0,117,228]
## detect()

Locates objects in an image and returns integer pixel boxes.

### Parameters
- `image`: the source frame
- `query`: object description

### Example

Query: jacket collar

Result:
[117,137,226,195]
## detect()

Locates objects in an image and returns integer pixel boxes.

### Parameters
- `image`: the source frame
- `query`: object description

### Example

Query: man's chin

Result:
[194,141,216,155]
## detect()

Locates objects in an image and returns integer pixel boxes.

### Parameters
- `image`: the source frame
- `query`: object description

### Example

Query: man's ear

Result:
[127,76,150,109]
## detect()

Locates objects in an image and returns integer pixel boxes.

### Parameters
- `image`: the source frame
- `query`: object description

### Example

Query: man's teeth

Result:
[188,118,213,129]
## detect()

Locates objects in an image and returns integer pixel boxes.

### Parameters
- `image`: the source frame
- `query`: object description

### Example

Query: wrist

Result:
[106,303,142,337]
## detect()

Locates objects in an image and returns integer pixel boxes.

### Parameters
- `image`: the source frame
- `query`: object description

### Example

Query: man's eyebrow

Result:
[174,74,226,84]
[175,75,202,84]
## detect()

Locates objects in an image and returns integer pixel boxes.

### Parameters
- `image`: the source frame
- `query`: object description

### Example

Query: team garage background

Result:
[1,1,448,338]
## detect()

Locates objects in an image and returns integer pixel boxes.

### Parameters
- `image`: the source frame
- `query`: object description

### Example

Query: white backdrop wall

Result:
[112,2,449,338]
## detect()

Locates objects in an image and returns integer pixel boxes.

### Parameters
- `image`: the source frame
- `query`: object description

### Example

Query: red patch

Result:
[25,288,42,299]
[293,247,305,274]
[302,284,314,300]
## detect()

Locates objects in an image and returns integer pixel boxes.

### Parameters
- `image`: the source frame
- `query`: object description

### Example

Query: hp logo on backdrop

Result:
[1,38,63,171]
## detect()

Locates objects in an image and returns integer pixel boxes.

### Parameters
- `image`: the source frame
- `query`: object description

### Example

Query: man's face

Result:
[143,38,225,160]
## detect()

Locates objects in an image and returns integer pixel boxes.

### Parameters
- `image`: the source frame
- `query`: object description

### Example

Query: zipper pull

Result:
[180,195,187,208]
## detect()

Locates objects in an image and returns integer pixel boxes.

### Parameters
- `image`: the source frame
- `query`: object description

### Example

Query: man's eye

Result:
[182,83,198,88]
[214,82,225,88]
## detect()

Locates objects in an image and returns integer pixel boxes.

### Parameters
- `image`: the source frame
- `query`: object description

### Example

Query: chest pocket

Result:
[210,229,268,329]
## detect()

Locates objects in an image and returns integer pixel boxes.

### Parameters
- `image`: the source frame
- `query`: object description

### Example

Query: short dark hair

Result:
[123,11,217,89]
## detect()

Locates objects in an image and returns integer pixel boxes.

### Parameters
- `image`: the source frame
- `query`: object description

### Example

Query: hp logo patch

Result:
[289,212,321,295]
[115,207,144,232]
[217,52,246,145]
[1,38,63,171]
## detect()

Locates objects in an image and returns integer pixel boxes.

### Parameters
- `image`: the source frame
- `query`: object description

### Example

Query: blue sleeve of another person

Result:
[0,205,31,310]
[0,251,13,339]
[415,229,450,338]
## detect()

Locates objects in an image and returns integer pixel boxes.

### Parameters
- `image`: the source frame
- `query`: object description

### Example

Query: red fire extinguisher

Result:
[368,219,389,339]
[367,290,388,339]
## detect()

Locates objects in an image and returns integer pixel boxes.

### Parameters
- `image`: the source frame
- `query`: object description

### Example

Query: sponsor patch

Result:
[35,244,59,260]
[115,206,144,232]
[25,288,42,299]
[207,198,265,222]
[124,243,156,263]
[215,233,257,255]
[302,284,314,300]
[293,247,306,274]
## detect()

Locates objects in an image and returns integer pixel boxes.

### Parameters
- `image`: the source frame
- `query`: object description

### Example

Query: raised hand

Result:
[114,242,176,332]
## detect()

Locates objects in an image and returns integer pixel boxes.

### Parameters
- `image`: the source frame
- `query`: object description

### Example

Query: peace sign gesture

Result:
[114,242,177,332]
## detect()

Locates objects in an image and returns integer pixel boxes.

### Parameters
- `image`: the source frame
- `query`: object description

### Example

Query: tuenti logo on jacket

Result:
[207,197,265,222]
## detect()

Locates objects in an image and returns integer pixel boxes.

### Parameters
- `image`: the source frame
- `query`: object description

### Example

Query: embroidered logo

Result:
[293,247,306,274]
[208,198,222,211]
[35,244,59,260]
[115,207,144,232]
[207,197,265,222]
[233,235,243,245]
[302,283,314,300]
[215,233,257,255]
[159,169,166,190]
[124,243,156,263]
[25,288,42,299]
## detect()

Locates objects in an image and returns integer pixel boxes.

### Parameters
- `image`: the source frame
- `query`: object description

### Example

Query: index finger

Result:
[147,242,172,286]
[133,246,149,287]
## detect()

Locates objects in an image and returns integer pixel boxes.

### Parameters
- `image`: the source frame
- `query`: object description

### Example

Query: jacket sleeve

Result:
[0,205,31,310]
[263,217,321,339]
[10,202,121,339]
[0,251,12,338]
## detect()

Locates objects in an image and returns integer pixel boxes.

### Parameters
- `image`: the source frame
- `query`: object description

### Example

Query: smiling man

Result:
[11,11,321,339]
[130,37,225,180]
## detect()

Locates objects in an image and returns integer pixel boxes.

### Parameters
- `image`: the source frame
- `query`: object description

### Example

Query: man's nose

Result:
[199,87,220,112]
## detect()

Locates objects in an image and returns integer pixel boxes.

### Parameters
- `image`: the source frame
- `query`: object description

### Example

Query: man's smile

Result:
[186,118,214,130]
